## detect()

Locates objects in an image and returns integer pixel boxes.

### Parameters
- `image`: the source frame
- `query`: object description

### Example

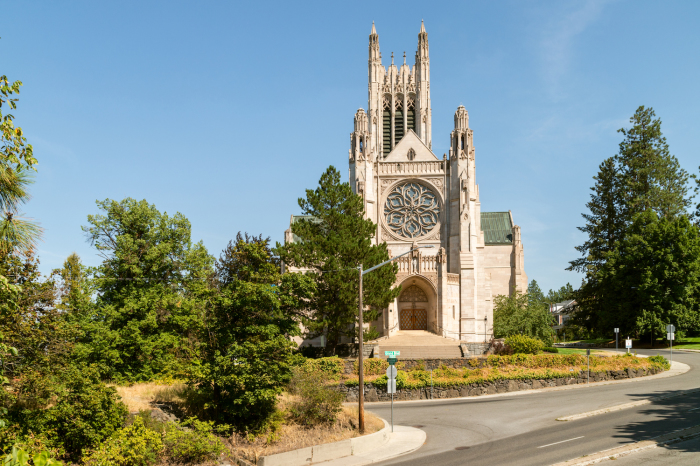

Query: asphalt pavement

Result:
[366,348,700,466]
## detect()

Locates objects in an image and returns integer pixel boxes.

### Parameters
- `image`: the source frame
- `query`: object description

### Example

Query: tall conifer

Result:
[276,166,400,355]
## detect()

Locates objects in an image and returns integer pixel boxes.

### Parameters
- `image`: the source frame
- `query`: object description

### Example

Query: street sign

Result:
[386,365,397,379]
[387,378,396,394]
[387,357,397,365]
[667,333,675,341]
[667,324,675,333]
[384,351,400,357]
[586,348,591,356]
[625,339,632,349]
[614,328,619,333]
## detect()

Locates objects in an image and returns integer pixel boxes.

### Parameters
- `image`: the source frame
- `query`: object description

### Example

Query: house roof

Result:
[480,212,513,245]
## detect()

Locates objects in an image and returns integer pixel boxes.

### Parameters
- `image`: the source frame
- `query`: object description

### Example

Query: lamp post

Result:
[357,244,434,434]
[484,315,488,343]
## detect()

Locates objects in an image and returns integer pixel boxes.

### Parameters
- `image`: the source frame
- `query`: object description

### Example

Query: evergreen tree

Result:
[568,157,626,275]
[81,198,214,380]
[276,166,400,355]
[617,106,691,219]
[190,233,314,433]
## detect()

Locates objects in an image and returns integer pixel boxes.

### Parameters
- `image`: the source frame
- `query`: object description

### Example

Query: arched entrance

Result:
[398,285,428,330]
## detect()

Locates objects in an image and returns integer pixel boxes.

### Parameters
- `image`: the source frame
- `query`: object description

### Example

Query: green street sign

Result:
[384,351,400,357]
[387,357,397,365]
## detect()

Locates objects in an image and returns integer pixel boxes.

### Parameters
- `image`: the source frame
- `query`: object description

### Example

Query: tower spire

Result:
[371,21,376,35]
[420,19,426,33]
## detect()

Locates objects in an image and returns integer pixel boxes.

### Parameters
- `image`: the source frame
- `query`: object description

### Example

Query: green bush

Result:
[648,354,671,370]
[543,347,559,353]
[6,366,127,462]
[82,417,163,466]
[2,446,62,466]
[163,418,226,463]
[505,335,544,355]
[288,367,344,426]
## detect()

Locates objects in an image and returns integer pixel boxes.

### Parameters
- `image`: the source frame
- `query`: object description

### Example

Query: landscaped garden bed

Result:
[297,353,670,403]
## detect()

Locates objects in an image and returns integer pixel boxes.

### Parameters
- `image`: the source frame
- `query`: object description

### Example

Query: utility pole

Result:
[357,245,434,435]
[358,264,364,434]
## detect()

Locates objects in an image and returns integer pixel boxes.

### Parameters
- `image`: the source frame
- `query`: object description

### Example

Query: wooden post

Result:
[358,264,365,434]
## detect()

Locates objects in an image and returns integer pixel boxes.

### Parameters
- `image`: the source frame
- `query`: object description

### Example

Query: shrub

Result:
[7,366,127,462]
[543,347,559,353]
[648,354,671,370]
[491,341,513,355]
[288,367,344,426]
[2,446,62,466]
[83,417,163,466]
[505,335,544,355]
[163,418,226,464]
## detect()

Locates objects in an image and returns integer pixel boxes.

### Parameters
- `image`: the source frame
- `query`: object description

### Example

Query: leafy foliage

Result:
[570,106,697,337]
[493,282,554,346]
[287,367,345,427]
[504,335,544,354]
[80,198,214,381]
[276,166,400,355]
[163,418,226,464]
[2,446,62,466]
[0,75,40,255]
[188,233,314,434]
[83,417,163,466]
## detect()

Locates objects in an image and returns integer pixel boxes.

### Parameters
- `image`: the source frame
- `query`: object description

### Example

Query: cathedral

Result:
[287,22,527,345]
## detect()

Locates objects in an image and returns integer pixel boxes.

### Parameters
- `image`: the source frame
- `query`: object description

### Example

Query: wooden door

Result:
[399,308,427,330]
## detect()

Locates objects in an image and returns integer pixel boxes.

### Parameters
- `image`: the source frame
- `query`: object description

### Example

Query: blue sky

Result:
[3,0,699,293]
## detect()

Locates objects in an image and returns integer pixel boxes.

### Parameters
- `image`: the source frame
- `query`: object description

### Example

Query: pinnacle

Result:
[420,19,426,33]
[371,21,377,35]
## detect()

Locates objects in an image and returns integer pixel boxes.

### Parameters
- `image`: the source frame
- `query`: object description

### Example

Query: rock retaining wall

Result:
[340,366,663,402]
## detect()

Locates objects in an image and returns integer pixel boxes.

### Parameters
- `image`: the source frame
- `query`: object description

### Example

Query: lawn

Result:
[549,348,609,355]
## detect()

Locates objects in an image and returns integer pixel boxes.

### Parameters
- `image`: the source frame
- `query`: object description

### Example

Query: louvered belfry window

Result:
[394,97,404,144]
[382,96,391,157]
[407,95,416,133]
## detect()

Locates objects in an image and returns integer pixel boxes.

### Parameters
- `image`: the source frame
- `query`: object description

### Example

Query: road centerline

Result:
[537,436,585,448]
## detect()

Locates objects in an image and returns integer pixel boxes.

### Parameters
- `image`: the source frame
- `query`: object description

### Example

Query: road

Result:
[366,349,700,466]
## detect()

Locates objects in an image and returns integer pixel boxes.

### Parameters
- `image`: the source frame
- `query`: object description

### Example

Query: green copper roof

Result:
[481,212,513,245]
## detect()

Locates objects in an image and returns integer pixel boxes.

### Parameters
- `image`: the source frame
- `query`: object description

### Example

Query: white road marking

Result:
[538,436,585,448]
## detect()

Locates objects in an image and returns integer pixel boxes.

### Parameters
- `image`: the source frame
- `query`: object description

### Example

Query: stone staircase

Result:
[373,330,463,359]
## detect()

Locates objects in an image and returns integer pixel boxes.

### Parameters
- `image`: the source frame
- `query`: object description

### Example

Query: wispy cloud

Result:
[539,0,613,98]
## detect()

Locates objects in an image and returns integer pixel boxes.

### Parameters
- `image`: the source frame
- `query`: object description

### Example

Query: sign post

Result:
[614,328,619,351]
[385,360,398,432]
[667,325,675,365]
[625,337,632,354]
[586,348,590,384]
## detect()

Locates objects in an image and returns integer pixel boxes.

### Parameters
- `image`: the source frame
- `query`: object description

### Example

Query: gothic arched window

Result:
[394,96,404,144]
[407,95,416,133]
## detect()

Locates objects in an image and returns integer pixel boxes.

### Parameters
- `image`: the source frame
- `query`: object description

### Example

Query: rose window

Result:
[384,182,440,238]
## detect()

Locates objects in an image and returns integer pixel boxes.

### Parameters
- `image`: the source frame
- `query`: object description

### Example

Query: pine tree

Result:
[276,166,400,355]
[617,106,691,218]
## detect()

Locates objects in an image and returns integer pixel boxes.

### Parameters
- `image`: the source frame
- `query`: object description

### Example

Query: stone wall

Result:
[340,366,662,402]
[342,357,489,374]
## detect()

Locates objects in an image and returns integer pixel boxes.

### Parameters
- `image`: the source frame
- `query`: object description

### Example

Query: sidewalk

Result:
[318,425,426,466]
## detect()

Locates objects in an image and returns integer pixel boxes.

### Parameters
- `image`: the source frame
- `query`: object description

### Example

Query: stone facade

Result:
[286,22,527,345]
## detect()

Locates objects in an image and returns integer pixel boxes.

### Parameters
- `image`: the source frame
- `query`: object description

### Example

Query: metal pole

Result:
[670,334,673,366]
[358,264,365,434]
[430,369,433,399]
[587,351,590,384]
[391,392,394,433]
[616,332,618,351]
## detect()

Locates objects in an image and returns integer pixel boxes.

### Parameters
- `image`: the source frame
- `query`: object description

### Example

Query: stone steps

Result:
[376,345,462,359]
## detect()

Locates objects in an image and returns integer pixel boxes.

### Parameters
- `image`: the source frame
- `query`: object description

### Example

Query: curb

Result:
[365,360,689,408]
[555,361,690,421]
[550,423,700,466]
[230,420,425,466]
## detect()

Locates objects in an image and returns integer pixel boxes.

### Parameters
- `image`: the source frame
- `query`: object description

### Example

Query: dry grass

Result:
[230,393,384,462]
[112,381,186,412]
[112,383,384,464]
